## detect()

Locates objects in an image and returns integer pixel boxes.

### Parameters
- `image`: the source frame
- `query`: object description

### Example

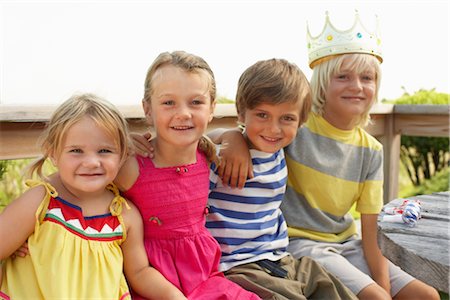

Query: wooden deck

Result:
[1,104,449,204]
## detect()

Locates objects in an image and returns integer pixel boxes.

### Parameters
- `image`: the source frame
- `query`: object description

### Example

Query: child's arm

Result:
[114,156,140,192]
[360,213,391,293]
[0,186,45,259]
[121,202,186,300]
[207,128,253,188]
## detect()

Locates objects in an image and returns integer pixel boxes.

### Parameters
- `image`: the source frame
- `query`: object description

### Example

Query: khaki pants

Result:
[224,255,357,300]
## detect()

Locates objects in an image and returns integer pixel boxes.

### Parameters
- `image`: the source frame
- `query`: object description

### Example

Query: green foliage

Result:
[388,89,450,186]
[401,167,449,198]
[216,96,235,104]
[383,88,449,104]
[0,159,56,212]
[0,160,7,179]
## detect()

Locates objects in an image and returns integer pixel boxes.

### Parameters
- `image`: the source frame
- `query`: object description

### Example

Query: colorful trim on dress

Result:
[0,291,10,300]
[43,196,124,241]
[120,292,131,300]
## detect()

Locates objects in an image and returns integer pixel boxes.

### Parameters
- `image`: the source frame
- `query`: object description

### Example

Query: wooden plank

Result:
[378,192,450,293]
[395,114,449,137]
[377,232,449,293]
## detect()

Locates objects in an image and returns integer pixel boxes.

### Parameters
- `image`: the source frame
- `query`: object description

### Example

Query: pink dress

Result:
[123,150,259,300]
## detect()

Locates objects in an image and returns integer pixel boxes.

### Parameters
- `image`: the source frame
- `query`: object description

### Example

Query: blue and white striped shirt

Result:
[206,148,289,272]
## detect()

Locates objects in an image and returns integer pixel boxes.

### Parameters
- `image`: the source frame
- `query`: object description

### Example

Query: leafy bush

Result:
[385,89,449,187]
[0,159,56,212]
[401,167,449,198]
[383,88,449,105]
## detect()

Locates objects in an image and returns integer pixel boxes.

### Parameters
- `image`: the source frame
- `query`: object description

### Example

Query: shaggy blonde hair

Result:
[310,53,381,127]
[28,93,132,178]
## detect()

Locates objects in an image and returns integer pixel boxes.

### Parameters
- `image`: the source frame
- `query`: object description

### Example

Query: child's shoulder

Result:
[119,199,142,228]
[358,127,383,151]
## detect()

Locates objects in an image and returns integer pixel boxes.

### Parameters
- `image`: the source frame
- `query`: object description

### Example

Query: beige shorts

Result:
[224,254,357,300]
[287,238,415,296]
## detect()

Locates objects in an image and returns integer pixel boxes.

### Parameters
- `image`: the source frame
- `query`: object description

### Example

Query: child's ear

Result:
[142,100,153,126]
[237,112,246,124]
[49,153,57,167]
[208,100,217,123]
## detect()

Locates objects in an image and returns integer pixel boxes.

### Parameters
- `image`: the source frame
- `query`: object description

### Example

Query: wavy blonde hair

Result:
[28,93,132,178]
[310,53,381,127]
[142,50,218,165]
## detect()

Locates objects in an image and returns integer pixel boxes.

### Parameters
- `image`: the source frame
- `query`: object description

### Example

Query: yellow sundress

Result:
[0,180,131,300]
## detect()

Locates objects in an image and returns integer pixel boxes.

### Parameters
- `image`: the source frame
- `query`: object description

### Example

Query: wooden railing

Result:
[1,104,449,203]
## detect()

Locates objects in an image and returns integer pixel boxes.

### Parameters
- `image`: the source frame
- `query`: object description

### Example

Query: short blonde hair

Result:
[29,93,132,178]
[310,53,381,127]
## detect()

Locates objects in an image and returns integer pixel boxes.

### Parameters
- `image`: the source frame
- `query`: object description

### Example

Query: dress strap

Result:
[107,184,130,216]
[107,184,130,241]
[25,179,58,224]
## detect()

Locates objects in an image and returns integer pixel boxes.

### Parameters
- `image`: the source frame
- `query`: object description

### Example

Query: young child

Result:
[0,94,186,299]
[212,12,440,300]
[114,51,260,299]
[206,58,356,300]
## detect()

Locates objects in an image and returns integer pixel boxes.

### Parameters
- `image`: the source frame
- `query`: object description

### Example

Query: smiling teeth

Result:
[172,126,192,130]
[264,137,280,142]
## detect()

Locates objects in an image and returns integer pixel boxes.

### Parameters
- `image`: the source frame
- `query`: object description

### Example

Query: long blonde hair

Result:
[28,93,132,178]
[310,53,381,127]
[143,51,218,165]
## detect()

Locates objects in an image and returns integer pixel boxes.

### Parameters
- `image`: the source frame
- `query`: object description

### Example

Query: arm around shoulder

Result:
[121,202,186,300]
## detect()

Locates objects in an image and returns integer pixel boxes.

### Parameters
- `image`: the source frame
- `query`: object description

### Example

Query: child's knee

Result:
[357,283,390,300]
[394,280,440,300]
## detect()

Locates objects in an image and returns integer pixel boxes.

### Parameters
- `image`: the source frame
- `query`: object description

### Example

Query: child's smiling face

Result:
[144,65,215,149]
[239,101,301,153]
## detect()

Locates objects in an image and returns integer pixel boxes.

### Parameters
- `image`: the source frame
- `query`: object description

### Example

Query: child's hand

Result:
[218,130,253,189]
[130,132,154,157]
[11,241,29,259]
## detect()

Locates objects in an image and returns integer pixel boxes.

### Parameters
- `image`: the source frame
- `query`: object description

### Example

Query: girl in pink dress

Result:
[115,51,260,300]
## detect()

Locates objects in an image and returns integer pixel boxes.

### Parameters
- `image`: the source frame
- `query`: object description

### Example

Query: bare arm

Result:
[114,156,140,192]
[361,213,391,293]
[0,186,44,259]
[121,203,186,300]
[207,128,253,188]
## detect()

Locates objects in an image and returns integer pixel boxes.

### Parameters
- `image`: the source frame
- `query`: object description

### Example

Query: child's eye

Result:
[99,149,113,154]
[69,149,82,153]
[162,100,175,105]
[256,112,268,119]
[362,75,374,81]
[282,115,296,122]
[192,99,204,105]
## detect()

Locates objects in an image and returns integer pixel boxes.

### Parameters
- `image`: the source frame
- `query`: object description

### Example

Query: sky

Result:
[0,0,449,106]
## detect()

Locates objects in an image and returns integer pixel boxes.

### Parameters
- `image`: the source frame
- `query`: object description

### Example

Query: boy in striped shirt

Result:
[206,58,356,300]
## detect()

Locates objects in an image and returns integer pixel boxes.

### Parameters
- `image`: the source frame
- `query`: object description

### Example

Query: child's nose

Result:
[350,77,363,90]
[176,105,191,118]
[83,155,101,167]
[269,121,282,134]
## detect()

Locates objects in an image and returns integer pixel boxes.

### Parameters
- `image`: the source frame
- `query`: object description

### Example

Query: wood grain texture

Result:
[378,192,450,293]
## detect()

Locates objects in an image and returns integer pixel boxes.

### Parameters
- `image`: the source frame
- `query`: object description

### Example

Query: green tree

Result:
[386,89,449,186]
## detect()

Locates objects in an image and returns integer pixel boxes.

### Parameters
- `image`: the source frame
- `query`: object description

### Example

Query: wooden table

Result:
[377,192,449,293]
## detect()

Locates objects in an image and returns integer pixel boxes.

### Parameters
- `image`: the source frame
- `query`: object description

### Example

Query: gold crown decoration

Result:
[307,10,383,68]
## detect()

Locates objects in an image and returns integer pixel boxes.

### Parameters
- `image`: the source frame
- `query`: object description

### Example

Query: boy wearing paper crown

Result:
[209,11,439,300]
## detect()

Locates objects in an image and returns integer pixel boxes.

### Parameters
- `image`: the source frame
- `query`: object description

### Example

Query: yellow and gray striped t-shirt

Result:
[280,113,384,243]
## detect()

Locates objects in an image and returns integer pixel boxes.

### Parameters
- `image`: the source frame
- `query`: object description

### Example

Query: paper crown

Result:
[307,11,383,68]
